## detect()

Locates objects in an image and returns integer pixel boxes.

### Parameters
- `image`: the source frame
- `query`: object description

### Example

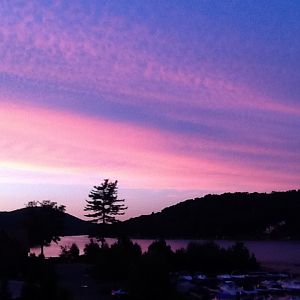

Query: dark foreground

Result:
[1,238,300,300]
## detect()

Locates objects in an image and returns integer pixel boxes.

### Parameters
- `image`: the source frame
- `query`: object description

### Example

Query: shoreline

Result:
[261,261,300,277]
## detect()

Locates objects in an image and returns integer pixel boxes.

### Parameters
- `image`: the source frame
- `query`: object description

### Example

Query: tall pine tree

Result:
[84,179,127,224]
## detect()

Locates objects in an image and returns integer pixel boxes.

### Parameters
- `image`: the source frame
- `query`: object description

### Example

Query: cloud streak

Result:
[0,0,299,217]
[1,0,299,117]
[0,101,298,190]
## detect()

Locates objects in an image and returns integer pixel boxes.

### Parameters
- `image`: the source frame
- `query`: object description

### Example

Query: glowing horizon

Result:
[0,1,299,219]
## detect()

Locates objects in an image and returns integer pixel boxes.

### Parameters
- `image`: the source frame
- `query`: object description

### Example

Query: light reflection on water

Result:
[30,235,300,271]
[30,236,300,299]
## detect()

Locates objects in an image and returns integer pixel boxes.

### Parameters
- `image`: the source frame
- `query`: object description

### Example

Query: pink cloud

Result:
[0,1,299,218]
[0,1,299,118]
[0,100,298,193]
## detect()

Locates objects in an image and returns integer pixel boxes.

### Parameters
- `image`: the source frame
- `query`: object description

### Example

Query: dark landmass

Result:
[0,190,299,240]
[0,207,95,236]
[110,190,300,239]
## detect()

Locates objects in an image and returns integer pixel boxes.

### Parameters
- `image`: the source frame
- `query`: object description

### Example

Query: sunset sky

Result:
[0,0,299,219]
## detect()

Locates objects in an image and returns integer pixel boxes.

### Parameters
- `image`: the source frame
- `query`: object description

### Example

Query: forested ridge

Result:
[1,190,299,239]
[111,190,300,239]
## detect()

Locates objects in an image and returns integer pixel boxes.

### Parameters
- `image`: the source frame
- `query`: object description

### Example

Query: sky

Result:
[0,0,299,220]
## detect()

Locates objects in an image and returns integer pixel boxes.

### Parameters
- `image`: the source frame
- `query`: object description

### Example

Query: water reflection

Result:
[30,235,300,273]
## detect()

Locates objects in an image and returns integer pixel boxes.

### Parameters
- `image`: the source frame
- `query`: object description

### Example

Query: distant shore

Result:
[262,261,300,277]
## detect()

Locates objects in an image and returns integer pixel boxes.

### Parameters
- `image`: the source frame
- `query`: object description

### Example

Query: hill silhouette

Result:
[111,190,300,239]
[0,207,94,236]
[1,190,299,240]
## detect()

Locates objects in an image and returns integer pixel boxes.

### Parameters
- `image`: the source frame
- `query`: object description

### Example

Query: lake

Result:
[30,235,300,273]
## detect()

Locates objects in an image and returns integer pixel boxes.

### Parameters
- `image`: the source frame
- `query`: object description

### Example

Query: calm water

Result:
[30,235,300,272]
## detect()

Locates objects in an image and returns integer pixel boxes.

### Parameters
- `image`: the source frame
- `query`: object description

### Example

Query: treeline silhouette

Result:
[1,190,299,240]
[0,233,258,300]
[81,237,258,300]
[110,190,300,239]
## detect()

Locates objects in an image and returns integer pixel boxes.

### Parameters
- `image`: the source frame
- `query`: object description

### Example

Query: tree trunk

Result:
[40,243,44,257]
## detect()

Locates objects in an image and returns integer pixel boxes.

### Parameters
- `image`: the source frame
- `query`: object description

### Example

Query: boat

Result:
[260,280,286,294]
[217,274,232,280]
[194,273,207,280]
[179,275,193,281]
[111,289,128,297]
[282,280,300,292]
[218,281,241,297]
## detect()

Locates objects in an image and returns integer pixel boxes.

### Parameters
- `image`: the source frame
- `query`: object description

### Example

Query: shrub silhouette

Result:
[60,243,80,261]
